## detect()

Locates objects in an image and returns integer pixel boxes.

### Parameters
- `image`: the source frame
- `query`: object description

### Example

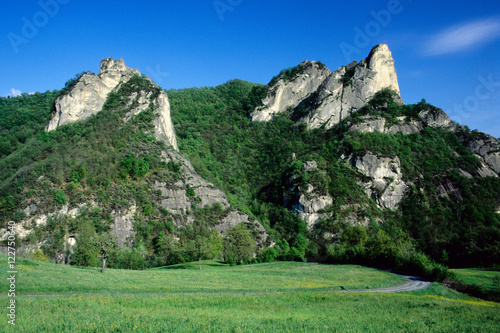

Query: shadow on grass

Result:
[156,260,228,270]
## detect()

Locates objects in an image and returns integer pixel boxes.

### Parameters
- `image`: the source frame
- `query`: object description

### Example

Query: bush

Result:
[28,249,49,262]
[53,190,67,205]
[114,248,148,270]
[258,247,277,263]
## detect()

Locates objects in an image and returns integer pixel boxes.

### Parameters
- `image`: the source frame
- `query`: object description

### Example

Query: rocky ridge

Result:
[46,57,178,150]
[252,44,402,130]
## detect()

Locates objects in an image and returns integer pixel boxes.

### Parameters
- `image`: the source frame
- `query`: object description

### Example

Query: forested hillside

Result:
[168,80,500,269]
[0,65,499,280]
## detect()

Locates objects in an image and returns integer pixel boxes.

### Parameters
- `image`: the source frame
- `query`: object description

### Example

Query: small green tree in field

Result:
[28,249,49,262]
[223,224,255,265]
[94,233,119,273]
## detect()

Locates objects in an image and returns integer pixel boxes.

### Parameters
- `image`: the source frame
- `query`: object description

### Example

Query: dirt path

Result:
[343,273,431,293]
[17,272,430,298]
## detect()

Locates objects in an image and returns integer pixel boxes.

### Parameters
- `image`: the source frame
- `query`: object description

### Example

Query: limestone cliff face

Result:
[46,57,178,150]
[251,61,331,121]
[349,116,423,135]
[252,44,402,129]
[458,132,500,175]
[347,153,407,209]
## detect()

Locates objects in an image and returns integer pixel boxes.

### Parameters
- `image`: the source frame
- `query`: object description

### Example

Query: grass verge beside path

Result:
[448,268,500,302]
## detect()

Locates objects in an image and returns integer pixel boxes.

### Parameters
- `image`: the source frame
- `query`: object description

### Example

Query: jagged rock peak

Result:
[45,57,178,150]
[100,57,129,73]
[252,44,402,130]
[364,43,401,97]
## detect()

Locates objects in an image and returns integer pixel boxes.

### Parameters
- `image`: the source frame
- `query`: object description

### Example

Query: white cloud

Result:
[9,88,21,97]
[425,18,500,56]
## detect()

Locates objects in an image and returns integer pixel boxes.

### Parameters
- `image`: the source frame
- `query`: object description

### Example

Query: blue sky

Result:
[1,0,499,136]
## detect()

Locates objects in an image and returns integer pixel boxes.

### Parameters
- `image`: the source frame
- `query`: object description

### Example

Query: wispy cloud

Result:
[8,88,21,97]
[425,18,500,56]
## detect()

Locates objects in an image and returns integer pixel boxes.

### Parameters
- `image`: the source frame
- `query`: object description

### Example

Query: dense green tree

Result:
[95,232,119,273]
[71,220,99,267]
[223,224,255,265]
[181,221,222,270]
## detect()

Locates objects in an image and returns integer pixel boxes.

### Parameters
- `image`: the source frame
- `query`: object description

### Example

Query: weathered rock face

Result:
[251,61,331,121]
[282,161,333,229]
[348,153,407,209]
[459,133,500,175]
[418,109,453,129]
[215,211,268,245]
[349,116,423,135]
[252,44,402,130]
[294,183,333,228]
[154,150,230,212]
[152,149,268,242]
[111,204,136,246]
[46,57,178,150]
[46,58,139,131]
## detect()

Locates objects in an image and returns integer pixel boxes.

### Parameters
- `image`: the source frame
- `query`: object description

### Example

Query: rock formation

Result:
[349,116,423,135]
[46,57,178,150]
[458,132,500,175]
[251,44,402,130]
[347,153,407,209]
[284,161,333,228]
[251,61,331,122]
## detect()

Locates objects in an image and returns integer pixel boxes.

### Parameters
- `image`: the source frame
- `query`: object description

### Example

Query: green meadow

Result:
[451,268,500,302]
[1,256,498,332]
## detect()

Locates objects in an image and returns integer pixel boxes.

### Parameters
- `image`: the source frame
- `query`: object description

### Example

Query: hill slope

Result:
[0,45,499,273]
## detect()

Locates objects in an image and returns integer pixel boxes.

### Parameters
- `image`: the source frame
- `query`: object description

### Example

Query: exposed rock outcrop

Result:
[215,211,268,244]
[349,116,423,135]
[46,57,178,150]
[418,108,454,129]
[153,149,268,242]
[154,150,230,212]
[111,204,136,246]
[294,183,333,228]
[252,44,402,130]
[458,132,500,175]
[251,61,331,121]
[348,153,407,209]
[283,161,333,228]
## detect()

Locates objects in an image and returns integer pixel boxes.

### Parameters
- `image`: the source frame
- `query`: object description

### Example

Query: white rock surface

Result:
[348,152,407,209]
[251,61,331,121]
[46,57,178,150]
[252,44,403,130]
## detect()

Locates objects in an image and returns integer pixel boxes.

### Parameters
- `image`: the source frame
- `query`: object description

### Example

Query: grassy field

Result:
[1,256,499,332]
[451,268,500,290]
[450,268,500,302]
[3,258,404,295]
